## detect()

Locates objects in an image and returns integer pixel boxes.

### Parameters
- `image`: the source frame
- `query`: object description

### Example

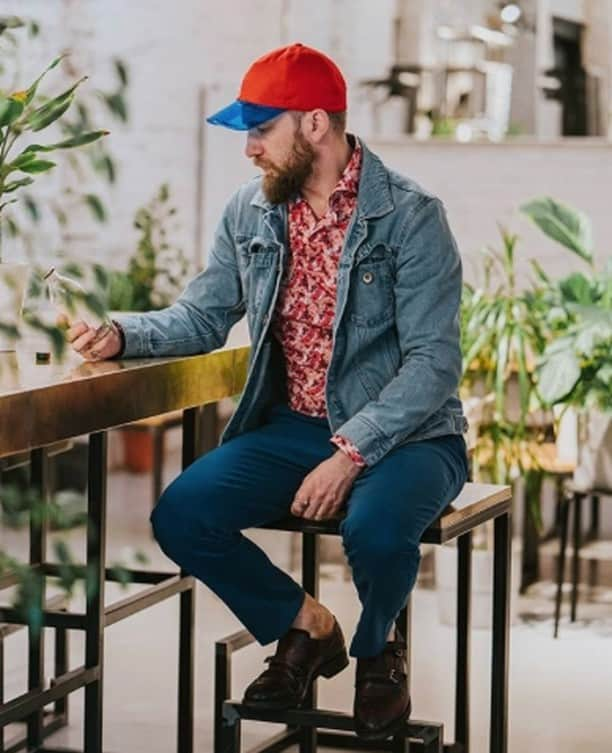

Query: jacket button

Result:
[362,271,374,284]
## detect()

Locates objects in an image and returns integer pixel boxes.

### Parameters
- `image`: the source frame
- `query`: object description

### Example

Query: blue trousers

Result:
[151,403,468,657]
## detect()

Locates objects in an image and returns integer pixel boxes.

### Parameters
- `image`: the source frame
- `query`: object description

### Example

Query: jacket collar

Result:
[249,135,394,220]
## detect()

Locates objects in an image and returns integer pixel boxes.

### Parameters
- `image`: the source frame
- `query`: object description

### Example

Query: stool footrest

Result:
[223,701,442,742]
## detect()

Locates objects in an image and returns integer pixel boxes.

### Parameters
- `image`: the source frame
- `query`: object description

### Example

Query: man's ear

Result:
[302,109,330,143]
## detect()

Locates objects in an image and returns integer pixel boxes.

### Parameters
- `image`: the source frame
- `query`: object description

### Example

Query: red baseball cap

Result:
[207,43,347,131]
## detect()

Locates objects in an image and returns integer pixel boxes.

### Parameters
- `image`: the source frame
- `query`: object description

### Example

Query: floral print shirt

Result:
[271,141,366,468]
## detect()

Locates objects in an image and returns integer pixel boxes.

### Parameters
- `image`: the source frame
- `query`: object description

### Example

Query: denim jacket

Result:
[115,138,467,466]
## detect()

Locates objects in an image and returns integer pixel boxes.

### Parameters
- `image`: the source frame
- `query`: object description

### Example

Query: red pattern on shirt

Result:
[271,141,367,468]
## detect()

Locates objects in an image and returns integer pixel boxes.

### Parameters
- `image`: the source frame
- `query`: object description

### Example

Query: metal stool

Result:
[554,483,612,638]
[214,482,512,753]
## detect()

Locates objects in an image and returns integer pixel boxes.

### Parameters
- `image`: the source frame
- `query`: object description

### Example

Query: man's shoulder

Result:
[385,166,439,211]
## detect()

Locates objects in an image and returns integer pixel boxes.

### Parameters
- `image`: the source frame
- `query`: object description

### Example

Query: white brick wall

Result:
[1,0,611,285]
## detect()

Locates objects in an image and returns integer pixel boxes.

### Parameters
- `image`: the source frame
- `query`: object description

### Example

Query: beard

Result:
[258,131,315,205]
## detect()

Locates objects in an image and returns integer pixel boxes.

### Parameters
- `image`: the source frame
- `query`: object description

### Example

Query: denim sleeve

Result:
[334,198,463,465]
[113,203,246,358]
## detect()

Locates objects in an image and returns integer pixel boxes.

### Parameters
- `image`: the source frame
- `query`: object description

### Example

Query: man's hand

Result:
[291,451,363,521]
[63,316,123,361]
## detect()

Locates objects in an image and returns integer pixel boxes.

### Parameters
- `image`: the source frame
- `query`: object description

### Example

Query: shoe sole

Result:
[243,649,350,711]
[354,698,412,741]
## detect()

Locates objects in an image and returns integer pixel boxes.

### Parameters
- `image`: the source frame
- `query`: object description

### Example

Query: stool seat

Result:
[261,482,510,544]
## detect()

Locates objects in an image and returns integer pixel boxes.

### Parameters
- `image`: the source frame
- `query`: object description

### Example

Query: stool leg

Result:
[214,643,231,753]
[300,532,319,753]
[220,706,241,753]
[588,495,600,594]
[392,600,411,753]
[455,531,472,753]
[571,493,583,622]
[490,512,511,753]
[554,493,570,639]
[152,426,164,510]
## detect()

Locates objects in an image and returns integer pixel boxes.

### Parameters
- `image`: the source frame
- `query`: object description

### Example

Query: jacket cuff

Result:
[330,434,367,468]
[109,313,149,358]
[332,413,392,466]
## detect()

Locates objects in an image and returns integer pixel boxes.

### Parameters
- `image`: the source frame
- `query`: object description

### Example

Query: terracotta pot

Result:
[122,429,153,472]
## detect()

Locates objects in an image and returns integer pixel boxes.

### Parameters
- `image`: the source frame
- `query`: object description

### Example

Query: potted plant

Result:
[106,183,191,472]
[0,18,108,350]
[436,227,543,626]
[522,197,612,491]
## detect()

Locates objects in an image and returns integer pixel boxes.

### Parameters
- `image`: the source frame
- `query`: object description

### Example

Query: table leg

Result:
[490,512,511,753]
[178,409,199,753]
[84,432,108,753]
[27,447,48,749]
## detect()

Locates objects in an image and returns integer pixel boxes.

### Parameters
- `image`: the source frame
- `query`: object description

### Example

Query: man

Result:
[67,43,468,740]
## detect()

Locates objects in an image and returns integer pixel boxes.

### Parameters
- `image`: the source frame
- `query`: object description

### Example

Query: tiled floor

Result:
[2,446,612,753]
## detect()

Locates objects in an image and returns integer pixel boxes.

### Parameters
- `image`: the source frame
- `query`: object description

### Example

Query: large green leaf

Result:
[0,95,24,127]
[521,197,593,265]
[17,159,56,174]
[27,76,87,131]
[559,273,595,306]
[23,129,109,153]
[538,348,581,404]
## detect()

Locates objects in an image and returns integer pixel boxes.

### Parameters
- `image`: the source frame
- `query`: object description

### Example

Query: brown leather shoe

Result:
[354,636,411,740]
[242,618,348,710]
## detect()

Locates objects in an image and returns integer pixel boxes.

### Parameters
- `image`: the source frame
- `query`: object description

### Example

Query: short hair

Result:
[327,110,347,134]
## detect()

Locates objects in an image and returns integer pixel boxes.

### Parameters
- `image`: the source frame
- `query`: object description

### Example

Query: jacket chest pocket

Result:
[237,237,280,311]
[347,245,395,327]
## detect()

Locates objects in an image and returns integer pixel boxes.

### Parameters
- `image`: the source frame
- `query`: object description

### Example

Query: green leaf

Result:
[538,349,581,404]
[6,151,38,170]
[0,95,24,127]
[3,176,34,193]
[16,159,56,174]
[23,55,66,106]
[84,194,107,222]
[27,76,88,131]
[0,16,25,35]
[24,129,110,153]
[114,58,129,87]
[28,97,73,132]
[521,197,593,265]
[559,273,595,306]
[23,193,40,221]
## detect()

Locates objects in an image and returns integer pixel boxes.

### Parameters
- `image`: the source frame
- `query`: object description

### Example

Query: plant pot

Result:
[434,540,522,628]
[0,263,30,352]
[574,410,612,491]
[122,429,154,473]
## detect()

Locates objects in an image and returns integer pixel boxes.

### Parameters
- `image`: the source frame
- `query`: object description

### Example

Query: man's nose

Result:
[245,133,262,159]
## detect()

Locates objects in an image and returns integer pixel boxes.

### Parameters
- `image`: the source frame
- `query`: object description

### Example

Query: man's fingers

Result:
[65,320,89,343]
[72,328,99,353]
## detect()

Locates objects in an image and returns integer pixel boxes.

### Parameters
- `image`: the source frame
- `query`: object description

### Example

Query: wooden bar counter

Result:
[0,343,250,753]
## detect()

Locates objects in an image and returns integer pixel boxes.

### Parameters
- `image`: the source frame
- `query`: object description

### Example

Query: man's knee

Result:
[150,482,188,559]
[341,513,420,572]
[150,474,238,561]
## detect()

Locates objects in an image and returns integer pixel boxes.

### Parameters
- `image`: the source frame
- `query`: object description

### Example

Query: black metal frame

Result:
[214,502,512,753]
[0,407,202,753]
[553,485,606,638]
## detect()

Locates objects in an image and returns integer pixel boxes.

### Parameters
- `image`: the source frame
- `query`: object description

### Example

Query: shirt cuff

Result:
[330,434,367,468]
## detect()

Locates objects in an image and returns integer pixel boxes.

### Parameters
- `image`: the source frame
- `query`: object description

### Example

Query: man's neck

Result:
[300,135,353,218]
